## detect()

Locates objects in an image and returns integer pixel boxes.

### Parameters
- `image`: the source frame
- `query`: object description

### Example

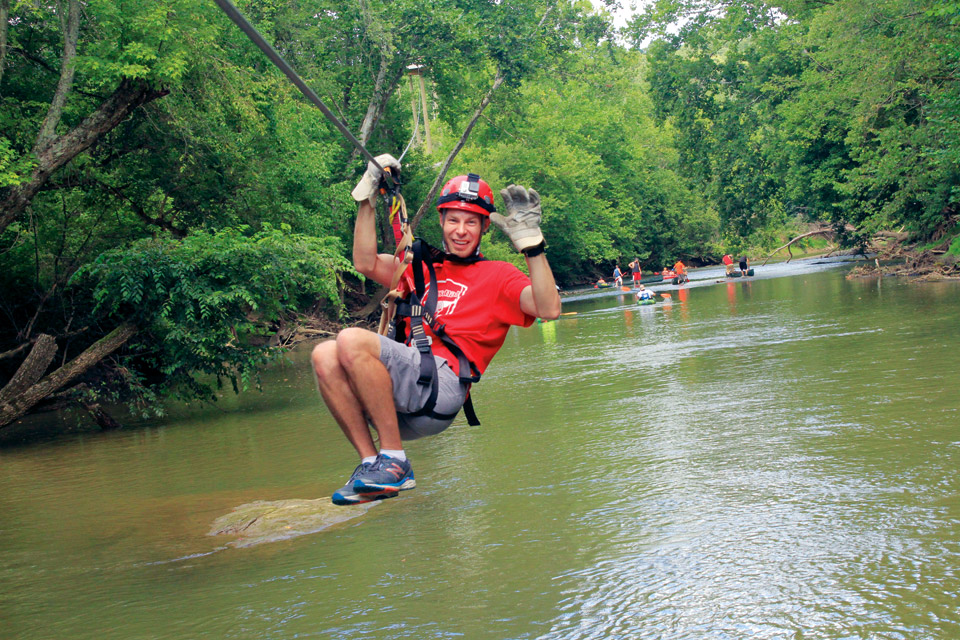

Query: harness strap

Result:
[385,238,483,426]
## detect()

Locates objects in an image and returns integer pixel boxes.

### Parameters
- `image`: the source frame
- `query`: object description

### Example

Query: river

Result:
[1,259,958,639]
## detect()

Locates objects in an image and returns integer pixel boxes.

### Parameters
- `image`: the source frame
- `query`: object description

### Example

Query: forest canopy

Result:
[1,0,957,431]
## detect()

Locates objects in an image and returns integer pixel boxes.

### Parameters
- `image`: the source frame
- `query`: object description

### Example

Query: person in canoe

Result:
[636,284,654,303]
[311,155,561,505]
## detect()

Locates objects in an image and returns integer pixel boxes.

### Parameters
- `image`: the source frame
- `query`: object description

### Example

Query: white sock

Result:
[379,449,407,462]
[362,456,377,465]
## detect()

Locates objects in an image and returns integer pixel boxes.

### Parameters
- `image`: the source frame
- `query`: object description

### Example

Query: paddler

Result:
[311,155,561,505]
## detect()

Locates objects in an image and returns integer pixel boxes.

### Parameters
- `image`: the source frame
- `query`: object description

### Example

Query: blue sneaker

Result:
[331,462,395,506]
[353,454,415,494]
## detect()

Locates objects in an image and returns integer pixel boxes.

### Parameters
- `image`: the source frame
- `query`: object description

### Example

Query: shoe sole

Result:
[331,489,396,506]
[353,477,416,493]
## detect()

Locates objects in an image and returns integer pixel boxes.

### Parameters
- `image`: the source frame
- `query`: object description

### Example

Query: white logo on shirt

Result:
[435,279,468,316]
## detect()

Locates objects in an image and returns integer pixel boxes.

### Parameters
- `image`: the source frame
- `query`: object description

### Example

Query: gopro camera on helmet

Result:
[457,173,482,201]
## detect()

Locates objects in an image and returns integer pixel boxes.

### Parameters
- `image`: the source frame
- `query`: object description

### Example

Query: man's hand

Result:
[351,154,401,204]
[491,184,545,254]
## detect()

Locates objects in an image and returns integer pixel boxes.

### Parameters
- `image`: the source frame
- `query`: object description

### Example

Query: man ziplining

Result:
[311,155,562,506]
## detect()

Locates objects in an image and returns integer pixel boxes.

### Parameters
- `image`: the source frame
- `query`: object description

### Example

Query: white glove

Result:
[491,184,545,253]
[351,154,401,203]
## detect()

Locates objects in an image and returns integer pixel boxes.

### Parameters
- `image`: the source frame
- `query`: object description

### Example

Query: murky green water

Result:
[2,263,959,639]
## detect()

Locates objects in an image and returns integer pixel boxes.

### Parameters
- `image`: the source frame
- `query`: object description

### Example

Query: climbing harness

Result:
[384,239,483,426]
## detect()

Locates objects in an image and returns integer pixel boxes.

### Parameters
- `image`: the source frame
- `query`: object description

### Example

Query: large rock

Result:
[209,497,379,547]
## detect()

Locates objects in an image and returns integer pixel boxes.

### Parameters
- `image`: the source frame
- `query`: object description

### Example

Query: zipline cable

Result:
[212,0,395,186]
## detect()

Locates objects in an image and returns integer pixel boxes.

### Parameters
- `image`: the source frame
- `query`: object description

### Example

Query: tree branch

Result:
[410,73,505,231]
[0,78,169,236]
[34,0,80,152]
[103,183,186,238]
[0,333,57,406]
[0,322,137,429]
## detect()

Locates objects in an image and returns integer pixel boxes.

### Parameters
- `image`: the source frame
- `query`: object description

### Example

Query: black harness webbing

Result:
[387,239,484,426]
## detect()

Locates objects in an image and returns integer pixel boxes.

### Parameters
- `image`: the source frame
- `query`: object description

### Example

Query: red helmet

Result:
[436,173,496,217]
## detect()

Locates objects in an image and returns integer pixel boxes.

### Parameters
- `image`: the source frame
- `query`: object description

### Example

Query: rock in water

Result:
[209,498,378,547]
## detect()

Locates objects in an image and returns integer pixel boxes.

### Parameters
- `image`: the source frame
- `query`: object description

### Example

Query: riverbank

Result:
[848,248,960,281]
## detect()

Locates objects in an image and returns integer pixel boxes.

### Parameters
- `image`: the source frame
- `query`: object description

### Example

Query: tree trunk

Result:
[359,55,392,146]
[34,0,80,151]
[0,78,169,236]
[0,323,137,429]
[0,0,9,88]
[0,334,57,406]
[345,58,404,173]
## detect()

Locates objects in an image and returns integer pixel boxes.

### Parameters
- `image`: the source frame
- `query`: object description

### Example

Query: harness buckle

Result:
[412,335,432,351]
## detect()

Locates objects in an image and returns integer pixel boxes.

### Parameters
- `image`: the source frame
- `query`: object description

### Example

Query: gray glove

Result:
[351,153,401,204]
[491,184,545,253]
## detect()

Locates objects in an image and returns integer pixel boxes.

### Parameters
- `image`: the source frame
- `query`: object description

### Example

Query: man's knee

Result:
[336,327,381,369]
[311,340,341,382]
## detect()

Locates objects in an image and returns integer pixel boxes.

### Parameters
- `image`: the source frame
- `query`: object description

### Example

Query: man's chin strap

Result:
[439,245,485,264]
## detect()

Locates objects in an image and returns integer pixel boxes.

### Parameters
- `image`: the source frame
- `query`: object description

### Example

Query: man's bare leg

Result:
[311,328,403,455]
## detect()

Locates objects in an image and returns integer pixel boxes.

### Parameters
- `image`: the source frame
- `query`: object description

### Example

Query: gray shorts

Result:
[377,334,469,440]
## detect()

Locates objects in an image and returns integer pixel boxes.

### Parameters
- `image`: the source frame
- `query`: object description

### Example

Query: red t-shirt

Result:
[398,258,534,375]
[722,254,733,265]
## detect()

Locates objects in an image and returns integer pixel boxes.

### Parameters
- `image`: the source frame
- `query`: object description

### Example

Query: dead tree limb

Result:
[762,223,858,265]
[80,401,123,430]
[0,323,137,429]
[0,334,57,406]
[762,227,836,265]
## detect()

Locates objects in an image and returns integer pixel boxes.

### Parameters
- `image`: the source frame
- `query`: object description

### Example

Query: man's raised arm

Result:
[491,184,562,320]
[350,154,401,287]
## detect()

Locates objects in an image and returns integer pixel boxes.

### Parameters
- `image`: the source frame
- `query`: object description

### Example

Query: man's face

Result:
[440,208,489,258]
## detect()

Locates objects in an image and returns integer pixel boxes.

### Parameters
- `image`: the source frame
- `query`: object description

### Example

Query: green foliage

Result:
[636,0,960,244]
[9,0,956,429]
[71,227,354,409]
[450,46,716,281]
[947,234,960,256]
